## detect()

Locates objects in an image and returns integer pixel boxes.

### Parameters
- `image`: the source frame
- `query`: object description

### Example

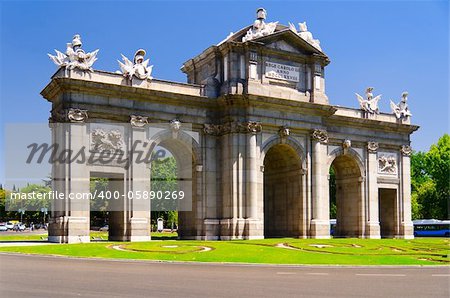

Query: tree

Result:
[90,177,109,227]
[6,184,51,223]
[426,134,450,218]
[329,167,337,219]
[411,151,430,192]
[0,188,6,221]
[151,156,178,229]
[410,134,449,219]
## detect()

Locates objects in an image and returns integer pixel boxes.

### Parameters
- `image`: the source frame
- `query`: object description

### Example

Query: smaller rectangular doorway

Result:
[90,173,125,241]
[378,188,397,238]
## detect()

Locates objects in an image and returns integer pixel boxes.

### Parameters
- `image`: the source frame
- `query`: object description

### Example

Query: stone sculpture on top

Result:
[355,87,382,114]
[242,8,278,42]
[48,34,99,74]
[117,49,153,81]
[390,92,412,120]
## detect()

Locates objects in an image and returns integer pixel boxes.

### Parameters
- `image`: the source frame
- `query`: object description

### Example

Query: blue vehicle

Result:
[330,219,336,236]
[413,219,450,237]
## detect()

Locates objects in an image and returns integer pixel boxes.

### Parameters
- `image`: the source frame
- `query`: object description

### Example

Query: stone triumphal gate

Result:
[42,9,418,243]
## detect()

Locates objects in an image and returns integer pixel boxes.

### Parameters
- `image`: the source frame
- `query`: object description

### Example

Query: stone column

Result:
[247,132,258,218]
[48,109,90,243]
[358,177,366,237]
[219,125,237,240]
[128,116,151,242]
[365,142,381,238]
[245,122,263,239]
[202,124,221,240]
[399,145,414,239]
[310,129,330,239]
[300,169,308,238]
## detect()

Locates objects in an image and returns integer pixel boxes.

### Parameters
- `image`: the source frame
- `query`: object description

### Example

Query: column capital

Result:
[130,115,148,128]
[203,123,222,136]
[51,108,88,123]
[367,141,379,153]
[204,121,262,135]
[68,108,88,123]
[311,129,328,143]
[242,121,262,134]
[400,145,412,156]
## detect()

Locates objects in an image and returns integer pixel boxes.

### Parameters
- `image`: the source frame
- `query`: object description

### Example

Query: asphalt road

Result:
[0,254,448,298]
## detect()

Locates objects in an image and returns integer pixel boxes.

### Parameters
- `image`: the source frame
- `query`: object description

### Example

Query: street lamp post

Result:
[18,208,25,223]
[41,208,48,226]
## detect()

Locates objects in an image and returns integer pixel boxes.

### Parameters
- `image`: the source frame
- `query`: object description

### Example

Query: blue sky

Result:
[0,1,448,186]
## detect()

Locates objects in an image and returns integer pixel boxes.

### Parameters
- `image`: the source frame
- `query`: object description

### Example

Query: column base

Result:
[365,222,381,239]
[128,235,151,241]
[243,218,264,239]
[219,218,263,240]
[48,235,90,244]
[126,217,151,241]
[219,218,245,240]
[310,219,331,239]
[204,219,221,239]
[399,221,414,239]
[48,216,90,243]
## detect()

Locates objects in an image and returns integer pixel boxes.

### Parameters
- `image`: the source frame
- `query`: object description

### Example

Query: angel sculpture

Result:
[355,87,382,114]
[289,21,322,51]
[390,92,412,120]
[48,34,99,74]
[118,49,153,81]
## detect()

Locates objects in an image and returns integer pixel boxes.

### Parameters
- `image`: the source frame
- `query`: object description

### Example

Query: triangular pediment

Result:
[224,26,327,58]
[252,29,326,57]
[266,39,302,53]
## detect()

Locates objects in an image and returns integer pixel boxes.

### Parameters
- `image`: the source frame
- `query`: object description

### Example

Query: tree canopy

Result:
[411,134,449,219]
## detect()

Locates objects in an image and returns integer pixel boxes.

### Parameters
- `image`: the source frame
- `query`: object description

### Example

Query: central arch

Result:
[328,150,365,237]
[263,143,304,238]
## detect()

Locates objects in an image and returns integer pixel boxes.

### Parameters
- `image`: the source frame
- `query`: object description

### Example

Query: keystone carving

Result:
[170,119,181,132]
[278,126,290,137]
[343,139,351,149]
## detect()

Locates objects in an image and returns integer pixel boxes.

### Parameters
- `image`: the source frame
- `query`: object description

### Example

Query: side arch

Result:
[327,147,366,237]
[147,128,202,239]
[147,129,201,166]
[327,147,366,178]
[261,134,307,237]
[261,135,307,171]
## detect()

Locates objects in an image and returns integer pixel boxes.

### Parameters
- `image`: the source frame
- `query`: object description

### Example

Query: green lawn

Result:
[0,231,176,241]
[0,236,448,266]
[0,232,48,241]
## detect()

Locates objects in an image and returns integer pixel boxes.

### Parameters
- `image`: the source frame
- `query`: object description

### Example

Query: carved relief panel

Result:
[377,152,398,175]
